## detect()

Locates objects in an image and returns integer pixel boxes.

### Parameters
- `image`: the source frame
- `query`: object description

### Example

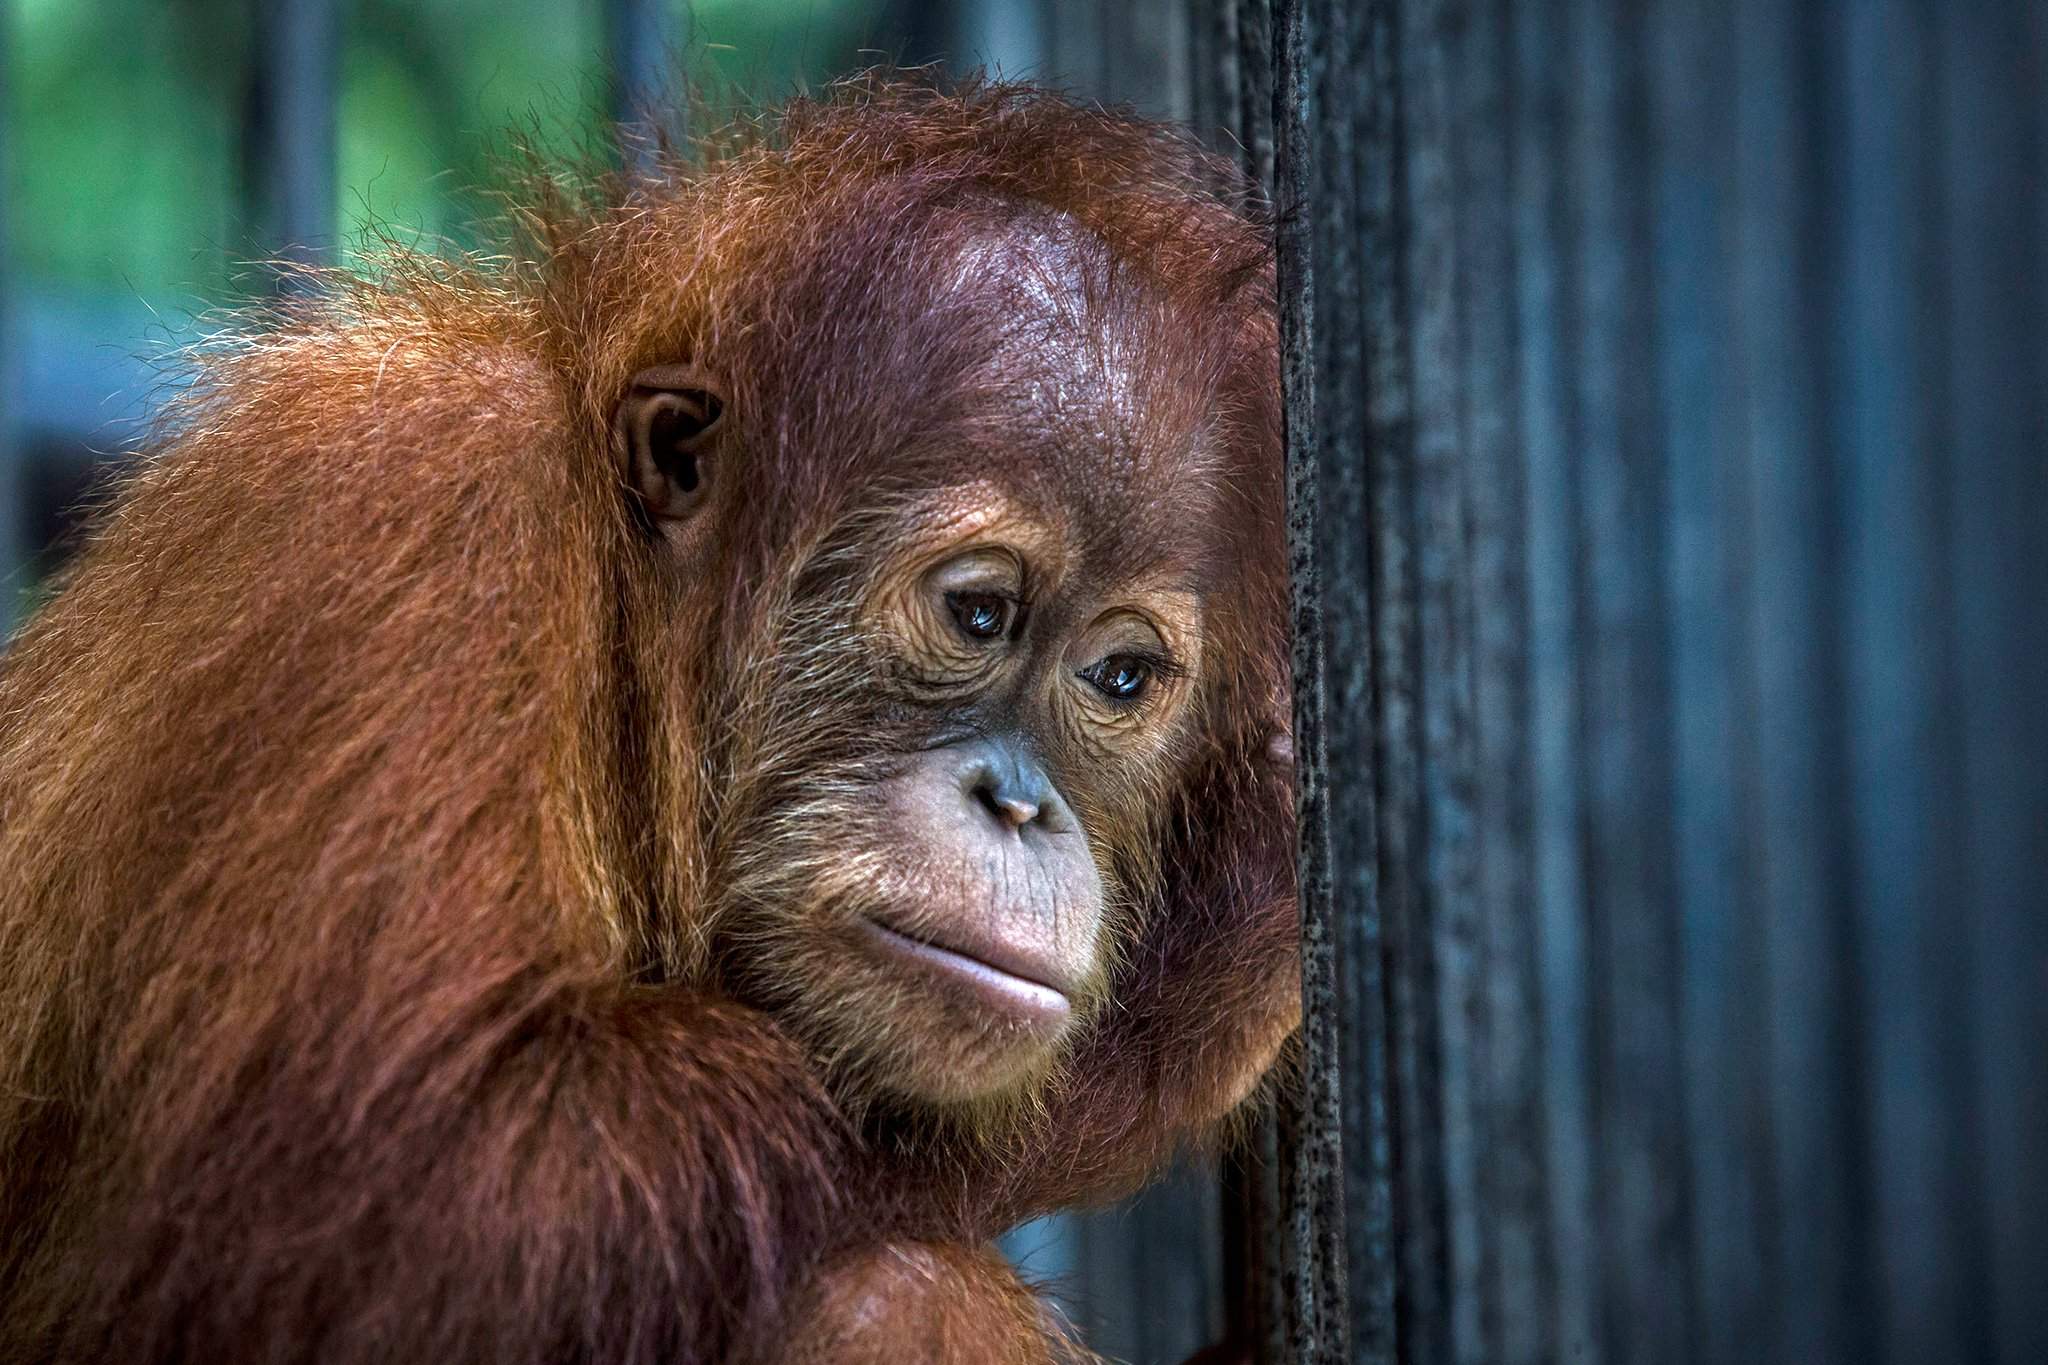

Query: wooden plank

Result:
[1644,6,1778,1365]
[1310,0,1398,1357]
[1508,3,1605,1358]
[1837,4,1993,1360]
[1270,0,1353,1358]
[1449,2,1554,1360]
[1939,12,2048,1363]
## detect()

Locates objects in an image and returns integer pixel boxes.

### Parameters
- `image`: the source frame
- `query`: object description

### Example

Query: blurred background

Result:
[0,0,1202,630]
[4,4,2045,1365]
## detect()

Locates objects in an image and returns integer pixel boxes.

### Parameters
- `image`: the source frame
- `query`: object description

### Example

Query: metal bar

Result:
[1401,0,1485,1350]
[240,0,339,270]
[1557,0,1696,1357]
[0,11,17,641]
[1507,1,1604,1353]
[1351,1,1456,1359]
[1645,7,1777,1365]
[606,0,683,159]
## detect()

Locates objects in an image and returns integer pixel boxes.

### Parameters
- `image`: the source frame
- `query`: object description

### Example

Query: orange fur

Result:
[0,76,1294,1363]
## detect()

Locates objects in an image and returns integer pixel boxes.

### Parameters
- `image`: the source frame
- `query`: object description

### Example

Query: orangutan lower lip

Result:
[862,919,1072,1022]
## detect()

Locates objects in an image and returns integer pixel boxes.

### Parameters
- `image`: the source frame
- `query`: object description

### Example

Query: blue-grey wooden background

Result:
[1269,1,2048,1362]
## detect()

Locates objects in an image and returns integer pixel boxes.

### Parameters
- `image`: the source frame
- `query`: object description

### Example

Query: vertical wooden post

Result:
[1269,0,1351,1354]
[1247,1,2048,1363]
[1258,0,1483,1357]
[1265,0,1407,1359]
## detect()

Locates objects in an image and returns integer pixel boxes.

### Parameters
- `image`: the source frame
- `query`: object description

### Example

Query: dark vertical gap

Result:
[1249,1094,1288,1365]
[1228,11,1286,1365]
[1216,2,1246,172]
[1719,3,1781,1346]
[1219,1148,1257,1351]
[1187,0,1220,153]
[1910,0,1992,1354]
[1235,0,1275,203]
[1212,17,1265,1346]
[885,0,954,66]
[1934,5,2040,1364]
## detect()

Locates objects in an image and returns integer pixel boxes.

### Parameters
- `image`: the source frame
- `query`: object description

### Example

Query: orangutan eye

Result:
[1083,654,1155,703]
[946,592,1014,641]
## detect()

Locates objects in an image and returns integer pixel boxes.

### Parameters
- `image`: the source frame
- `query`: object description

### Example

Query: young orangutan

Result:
[0,79,1298,1364]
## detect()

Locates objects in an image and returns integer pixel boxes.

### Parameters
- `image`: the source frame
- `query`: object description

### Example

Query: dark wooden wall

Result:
[1269,0,2048,1362]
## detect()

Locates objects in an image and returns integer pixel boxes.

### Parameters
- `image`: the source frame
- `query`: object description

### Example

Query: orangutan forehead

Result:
[940,208,1103,321]
[941,210,1149,384]
[896,224,1227,581]
[942,216,1216,453]
[726,196,1231,575]
[877,455,1225,600]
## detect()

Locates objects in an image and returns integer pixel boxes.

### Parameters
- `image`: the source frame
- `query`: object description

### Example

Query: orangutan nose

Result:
[957,738,1071,834]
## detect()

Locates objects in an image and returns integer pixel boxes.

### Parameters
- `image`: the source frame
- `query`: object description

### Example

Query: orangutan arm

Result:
[22,962,1095,1365]
[13,975,844,1361]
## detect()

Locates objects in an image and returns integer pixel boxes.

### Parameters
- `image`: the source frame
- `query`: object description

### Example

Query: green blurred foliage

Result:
[337,0,607,261]
[692,0,898,101]
[11,0,245,299]
[7,0,903,305]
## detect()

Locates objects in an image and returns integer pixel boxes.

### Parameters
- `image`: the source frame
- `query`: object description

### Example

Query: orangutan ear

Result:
[617,364,726,538]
